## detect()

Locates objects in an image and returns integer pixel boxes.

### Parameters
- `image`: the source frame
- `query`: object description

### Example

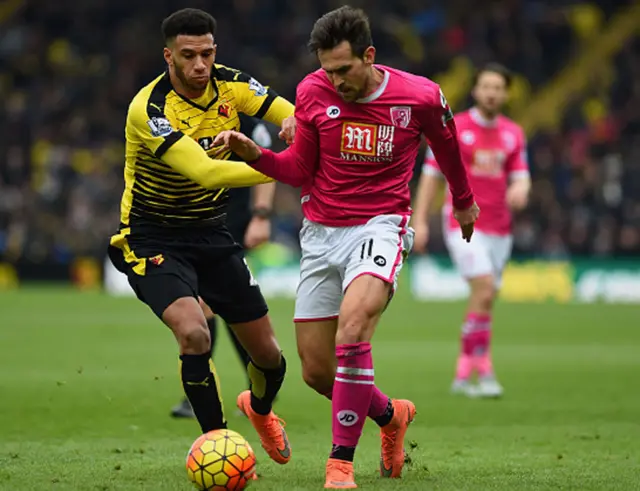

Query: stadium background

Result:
[1,1,639,490]
[0,0,639,300]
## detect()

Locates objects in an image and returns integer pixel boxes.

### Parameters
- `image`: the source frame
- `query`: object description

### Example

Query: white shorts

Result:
[294,214,414,322]
[444,228,513,289]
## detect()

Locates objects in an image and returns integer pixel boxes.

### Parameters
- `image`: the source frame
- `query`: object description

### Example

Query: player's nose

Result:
[194,57,207,71]
[331,74,345,88]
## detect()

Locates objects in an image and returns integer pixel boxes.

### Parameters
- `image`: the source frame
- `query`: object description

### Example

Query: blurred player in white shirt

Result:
[413,63,531,398]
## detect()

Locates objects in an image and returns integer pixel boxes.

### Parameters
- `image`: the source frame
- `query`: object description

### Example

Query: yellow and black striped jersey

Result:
[120,64,294,228]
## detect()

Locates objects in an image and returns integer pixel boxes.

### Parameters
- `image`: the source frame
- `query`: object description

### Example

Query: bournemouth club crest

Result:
[390,106,411,128]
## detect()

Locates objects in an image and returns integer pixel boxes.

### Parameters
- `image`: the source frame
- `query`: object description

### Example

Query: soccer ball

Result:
[186,429,256,490]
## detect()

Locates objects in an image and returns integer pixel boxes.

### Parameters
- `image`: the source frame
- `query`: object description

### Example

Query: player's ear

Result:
[163,47,173,67]
[363,46,375,66]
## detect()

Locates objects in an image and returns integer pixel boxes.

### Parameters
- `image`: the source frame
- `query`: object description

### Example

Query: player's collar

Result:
[164,69,219,111]
[356,68,390,103]
[470,107,498,127]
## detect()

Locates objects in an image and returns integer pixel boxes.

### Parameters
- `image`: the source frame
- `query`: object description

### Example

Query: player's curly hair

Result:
[161,8,217,44]
[308,6,373,58]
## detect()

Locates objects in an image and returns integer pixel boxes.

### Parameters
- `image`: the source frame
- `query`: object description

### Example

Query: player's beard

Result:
[339,88,358,101]
[342,69,379,102]
[174,60,210,94]
[338,83,363,102]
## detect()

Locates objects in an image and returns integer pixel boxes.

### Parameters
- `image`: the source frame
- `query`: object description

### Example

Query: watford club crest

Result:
[218,102,231,118]
[148,254,164,266]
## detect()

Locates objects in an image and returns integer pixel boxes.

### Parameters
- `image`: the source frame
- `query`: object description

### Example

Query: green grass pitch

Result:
[0,287,639,490]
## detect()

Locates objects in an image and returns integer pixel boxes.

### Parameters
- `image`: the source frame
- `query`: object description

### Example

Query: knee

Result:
[178,323,211,354]
[301,361,335,395]
[336,307,375,345]
[472,276,496,310]
[337,276,390,345]
[162,297,211,354]
[198,297,215,319]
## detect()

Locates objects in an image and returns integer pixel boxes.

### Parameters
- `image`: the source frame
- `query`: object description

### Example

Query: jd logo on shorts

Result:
[337,410,359,427]
[374,255,387,267]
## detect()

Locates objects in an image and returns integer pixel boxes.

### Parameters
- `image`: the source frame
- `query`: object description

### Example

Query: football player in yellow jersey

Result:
[171,116,278,420]
[107,8,293,465]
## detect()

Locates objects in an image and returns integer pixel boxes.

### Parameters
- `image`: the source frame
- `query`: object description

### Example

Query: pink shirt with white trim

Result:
[250,65,474,227]
[423,108,529,236]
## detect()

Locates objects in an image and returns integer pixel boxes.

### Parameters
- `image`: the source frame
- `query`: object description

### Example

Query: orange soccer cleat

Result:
[236,390,291,465]
[324,458,357,489]
[379,399,416,478]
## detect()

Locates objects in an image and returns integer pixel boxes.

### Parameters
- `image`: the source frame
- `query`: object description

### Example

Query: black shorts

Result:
[107,225,267,324]
[226,212,251,248]
[225,192,251,247]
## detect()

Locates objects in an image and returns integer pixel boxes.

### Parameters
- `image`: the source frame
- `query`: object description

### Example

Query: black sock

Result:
[180,352,226,432]
[179,318,218,408]
[207,317,218,359]
[224,321,251,387]
[247,355,286,415]
[373,398,395,427]
[330,444,356,462]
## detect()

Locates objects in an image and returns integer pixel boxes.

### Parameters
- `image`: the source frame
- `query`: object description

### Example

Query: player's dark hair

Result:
[308,6,373,58]
[161,8,217,45]
[474,63,513,88]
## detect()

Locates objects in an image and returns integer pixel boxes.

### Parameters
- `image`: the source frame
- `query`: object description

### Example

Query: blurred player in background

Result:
[171,114,276,419]
[107,8,294,465]
[413,63,531,398]
[215,6,479,487]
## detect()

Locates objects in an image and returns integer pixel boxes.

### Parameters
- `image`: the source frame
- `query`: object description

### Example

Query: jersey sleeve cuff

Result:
[452,191,474,211]
[248,148,272,167]
[508,170,530,181]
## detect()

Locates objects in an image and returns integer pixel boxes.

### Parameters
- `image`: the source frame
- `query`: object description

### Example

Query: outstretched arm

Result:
[128,102,272,189]
[248,115,318,187]
[214,82,320,187]
[213,124,317,188]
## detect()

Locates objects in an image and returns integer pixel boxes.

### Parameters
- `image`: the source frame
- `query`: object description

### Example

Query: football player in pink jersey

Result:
[413,63,531,399]
[215,6,479,488]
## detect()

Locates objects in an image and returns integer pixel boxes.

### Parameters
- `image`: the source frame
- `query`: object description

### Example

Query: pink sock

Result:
[368,386,391,419]
[460,313,493,376]
[476,353,494,377]
[455,355,473,380]
[332,342,375,448]
[322,385,392,423]
[461,313,492,355]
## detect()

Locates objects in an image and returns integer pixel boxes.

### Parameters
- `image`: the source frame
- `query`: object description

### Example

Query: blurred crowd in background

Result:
[0,0,638,267]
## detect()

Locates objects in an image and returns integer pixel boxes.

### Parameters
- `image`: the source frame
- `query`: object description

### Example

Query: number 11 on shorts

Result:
[360,239,374,261]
